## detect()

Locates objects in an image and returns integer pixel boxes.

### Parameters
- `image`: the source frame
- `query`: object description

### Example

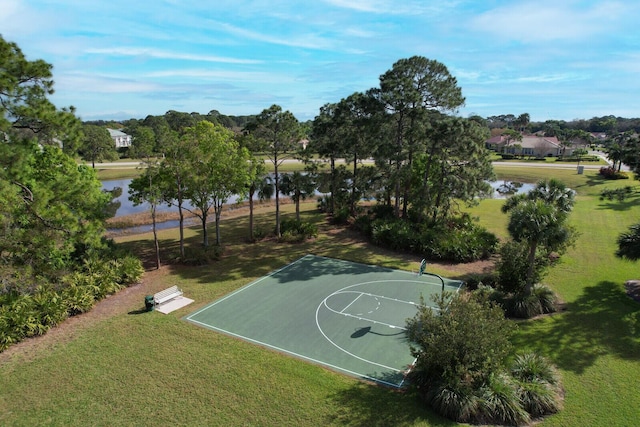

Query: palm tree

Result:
[502,179,576,294]
[280,171,316,221]
[616,223,640,260]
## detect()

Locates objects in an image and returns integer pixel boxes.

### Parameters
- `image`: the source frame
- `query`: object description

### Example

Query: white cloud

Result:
[84,47,262,64]
[213,21,335,50]
[471,1,629,43]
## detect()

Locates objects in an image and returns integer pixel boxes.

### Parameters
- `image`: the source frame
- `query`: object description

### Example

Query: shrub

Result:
[279,219,318,242]
[182,245,222,265]
[600,186,635,201]
[369,215,497,263]
[512,353,563,417]
[465,272,498,290]
[511,352,561,386]
[599,166,629,180]
[331,206,351,225]
[477,373,530,426]
[531,284,558,314]
[425,380,479,423]
[32,285,68,328]
[505,292,543,319]
[496,241,530,293]
[112,255,144,286]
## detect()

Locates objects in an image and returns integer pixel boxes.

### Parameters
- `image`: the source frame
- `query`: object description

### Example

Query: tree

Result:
[128,126,156,161]
[79,125,118,168]
[0,140,111,284]
[334,91,380,216]
[245,157,268,242]
[501,179,576,294]
[183,121,250,247]
[377,56,465,217]
[411,116,494,223]
[245,105,301,237]
[160,134,197,258]
[515,113,530,133]
[280,171,316,222]
[616,223,640,261]
[310,103,342,215]
[0,35,81,151]
[129,165,163,269]
[407,293,514,385]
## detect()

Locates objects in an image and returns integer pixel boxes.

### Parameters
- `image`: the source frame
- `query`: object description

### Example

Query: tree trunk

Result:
[201,213,209,247]
[249,185,255,241]
[329,157,335,215]
[275,162,281,237]
[214,206,222,246]
[351,150,358,216]
[524,240,538,295]
[151,204,160,270]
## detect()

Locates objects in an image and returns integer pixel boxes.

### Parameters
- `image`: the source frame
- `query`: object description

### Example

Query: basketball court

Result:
[185,254,463,388]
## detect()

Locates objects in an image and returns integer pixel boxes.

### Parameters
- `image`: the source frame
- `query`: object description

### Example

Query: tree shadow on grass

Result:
[511,281,640,374]
[595,192,640,212]
[328,381,456,427]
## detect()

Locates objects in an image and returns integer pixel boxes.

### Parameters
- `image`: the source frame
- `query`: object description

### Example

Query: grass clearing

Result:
[1,168,639,426]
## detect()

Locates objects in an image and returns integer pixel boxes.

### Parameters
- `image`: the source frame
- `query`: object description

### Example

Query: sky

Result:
[2,0,639,123]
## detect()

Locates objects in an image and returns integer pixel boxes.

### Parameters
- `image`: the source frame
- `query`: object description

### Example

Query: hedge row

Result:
[0,255,143,351]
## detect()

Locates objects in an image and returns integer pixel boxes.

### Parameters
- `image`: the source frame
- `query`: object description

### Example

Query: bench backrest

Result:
[154,285,182,304]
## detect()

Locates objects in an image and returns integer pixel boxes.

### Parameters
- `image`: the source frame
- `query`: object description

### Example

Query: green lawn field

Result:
[1,167,639,426]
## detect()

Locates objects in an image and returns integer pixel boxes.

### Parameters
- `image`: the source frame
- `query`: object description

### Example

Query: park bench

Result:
[154,285,183,307]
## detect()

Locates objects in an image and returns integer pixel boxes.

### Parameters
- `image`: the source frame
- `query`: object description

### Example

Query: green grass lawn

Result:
[1,168,639,426]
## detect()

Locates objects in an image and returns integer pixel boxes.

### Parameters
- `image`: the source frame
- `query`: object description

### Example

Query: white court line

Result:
[187,317,404,388]
[185,255,311,321]
[340,293,363,314]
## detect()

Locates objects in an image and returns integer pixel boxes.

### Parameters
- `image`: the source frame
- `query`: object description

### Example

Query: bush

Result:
[465,273,498,290]
[331,206,351,225]
[531,284,558,314]
[600,186,635,201]
[369,215,497,263]
[599,166,629,180]
[406,295,563,424]
[112,255,144,286]
[512,353,563,417]
[279,219,318,242]
[425,380,479,423]
[32,285,68,328]
[182,245,222,265]
[61,275,97,315]
[496,241,530,293]
[477,373,530,426]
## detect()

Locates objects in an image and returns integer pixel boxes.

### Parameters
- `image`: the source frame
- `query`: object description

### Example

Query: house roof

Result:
[107,129,129,137]
[486,134,560,149]
[519,135,560,149]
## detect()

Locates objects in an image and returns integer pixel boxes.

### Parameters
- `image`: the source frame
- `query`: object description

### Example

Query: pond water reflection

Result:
[102,178,535,219]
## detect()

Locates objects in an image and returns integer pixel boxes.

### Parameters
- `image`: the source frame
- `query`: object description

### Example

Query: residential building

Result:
[486,134,566,157]
[108,129,132,148]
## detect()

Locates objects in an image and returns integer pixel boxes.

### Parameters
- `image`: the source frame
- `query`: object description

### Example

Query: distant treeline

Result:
[483,114,640,135]
[88,111,640,137]
[84,109,258,134]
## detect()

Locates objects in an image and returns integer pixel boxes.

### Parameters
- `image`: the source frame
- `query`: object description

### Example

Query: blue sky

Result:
[2,0,639,123]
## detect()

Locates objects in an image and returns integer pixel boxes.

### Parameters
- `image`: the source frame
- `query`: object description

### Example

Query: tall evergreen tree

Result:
[245,105,301,237]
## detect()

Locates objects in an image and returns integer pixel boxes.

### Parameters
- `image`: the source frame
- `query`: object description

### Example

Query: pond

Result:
[102,178,535,219]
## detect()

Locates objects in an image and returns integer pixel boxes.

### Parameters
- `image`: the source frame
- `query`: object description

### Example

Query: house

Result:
[486,134,566,157]
[107,129,132,148]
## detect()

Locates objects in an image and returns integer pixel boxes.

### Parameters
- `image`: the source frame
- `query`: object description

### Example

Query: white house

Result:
[108,129,132,148]
[486,134,566,157]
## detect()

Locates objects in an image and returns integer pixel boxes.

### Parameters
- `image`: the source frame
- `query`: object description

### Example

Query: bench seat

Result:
[154,285,183,306]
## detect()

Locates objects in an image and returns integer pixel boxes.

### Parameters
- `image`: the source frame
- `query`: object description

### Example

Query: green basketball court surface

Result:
[185,254,464,388]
